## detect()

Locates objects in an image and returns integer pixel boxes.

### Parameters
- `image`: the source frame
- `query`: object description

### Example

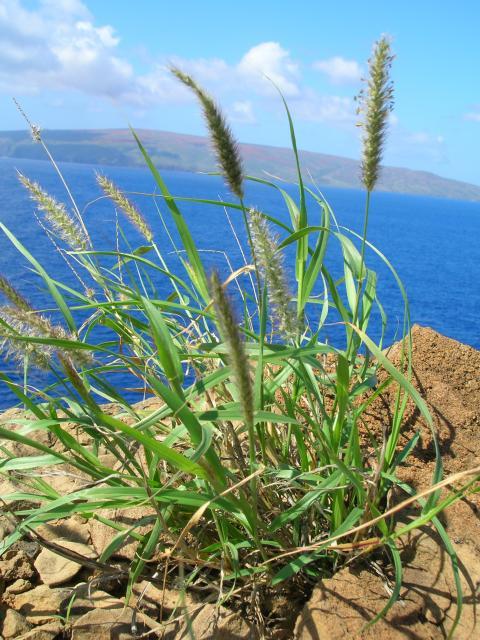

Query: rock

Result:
[0,549,32,582]
[36,517,90,544]
[16,622,63,640]
[1,610,32,639]
[5,579,32,595]
[59,589,124,618]
[295,567,420,640]
[12,585,71,624]
[164,603,255,640]
[89,507,155,560]
[71,607,158,640]
[131,580,197,619]
[16,541,40,559]
[98,452,118,470]
[0,514,15,539]
[441,540,480,639]
[33,540,96,586]
[294,529,459,640]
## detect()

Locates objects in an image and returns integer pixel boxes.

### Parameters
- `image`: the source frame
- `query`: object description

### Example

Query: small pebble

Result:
[5,579,32,595]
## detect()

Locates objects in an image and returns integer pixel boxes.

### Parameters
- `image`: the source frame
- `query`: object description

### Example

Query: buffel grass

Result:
[0,37,478,637]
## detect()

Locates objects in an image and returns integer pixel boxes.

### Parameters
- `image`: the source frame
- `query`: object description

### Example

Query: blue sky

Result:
[1,0,480,184]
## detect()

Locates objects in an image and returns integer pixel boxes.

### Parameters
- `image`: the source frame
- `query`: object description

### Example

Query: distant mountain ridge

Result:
[1,128,480,202]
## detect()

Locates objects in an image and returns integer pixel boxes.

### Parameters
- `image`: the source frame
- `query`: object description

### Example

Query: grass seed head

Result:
[356,36,395,192]
[171,67,245,200]
[210,270,253,428]
[96,174,153,243]
[18,173,88,250]
[0,305,91,370]
[13,98,41,143]
[0,305,56,369]
[0,275,32,312]
[248,209,297,337]
[59,354,92,400]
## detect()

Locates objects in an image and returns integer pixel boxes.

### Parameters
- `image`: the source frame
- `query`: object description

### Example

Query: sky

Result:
[1,0,480,185]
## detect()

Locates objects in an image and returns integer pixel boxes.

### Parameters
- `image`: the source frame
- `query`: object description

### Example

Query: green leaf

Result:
[98,413,208,478]
[140,296,184,393]
[0,222,76,332]
[272,552,321,585]
[269,470,342,531]
[0,454,61,471]
[130,128,210,302]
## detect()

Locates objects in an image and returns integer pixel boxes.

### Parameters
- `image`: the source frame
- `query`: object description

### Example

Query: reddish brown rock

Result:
[164,603,256,639]
[295,327,480,640]
[1,609,32,639]
[33,540,96,586]
[16,622,63,640]
[5,579,32,595]
[0,549,32,582]
[71,607,158,640]
[12,585,71,624]
[59,589,124,619]
[88,506,155,561]
[131,580,197,619]
[36,517,90,545]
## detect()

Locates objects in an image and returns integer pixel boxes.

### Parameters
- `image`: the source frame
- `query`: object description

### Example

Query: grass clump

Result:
[0,36,478,638]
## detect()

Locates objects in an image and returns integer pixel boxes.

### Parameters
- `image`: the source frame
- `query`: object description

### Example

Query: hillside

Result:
[1,128,480,201]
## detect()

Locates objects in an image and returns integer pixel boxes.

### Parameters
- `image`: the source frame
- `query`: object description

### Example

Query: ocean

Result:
[0,156,478,409]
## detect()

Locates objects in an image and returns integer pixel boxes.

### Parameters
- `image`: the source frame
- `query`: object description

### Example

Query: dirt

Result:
[0,325,479,639]
[363,325,479,545]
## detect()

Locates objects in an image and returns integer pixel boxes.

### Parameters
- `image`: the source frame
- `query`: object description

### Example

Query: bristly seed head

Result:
[210,270,253,429]
[171,67,245,200]
[0,274,92,370]
[0,306,52,368]
[18,173,88,250]
[13,98,42,143]
[248,209,297,338]
[0,275,32,312]
[96,174,153,243]
[356,36,395,192]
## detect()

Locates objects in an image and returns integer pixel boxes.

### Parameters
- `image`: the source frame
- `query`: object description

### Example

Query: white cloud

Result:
[0,0,134,97]
[465,110,480,122]
[313,56,362,84]
[0,5,300,108]
[128,64,192,106]
[387,128,447,165]
[293,89,355,124]
[237,42,300,96]
[406,132,444,145]
[169,56,230,85]
[166,43,300,98]
[39,0,90,16]
[230,101,256,123]
[0,2,361,131]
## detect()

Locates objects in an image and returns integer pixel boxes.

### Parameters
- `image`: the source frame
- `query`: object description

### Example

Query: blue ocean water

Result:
[0,156,478,409]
